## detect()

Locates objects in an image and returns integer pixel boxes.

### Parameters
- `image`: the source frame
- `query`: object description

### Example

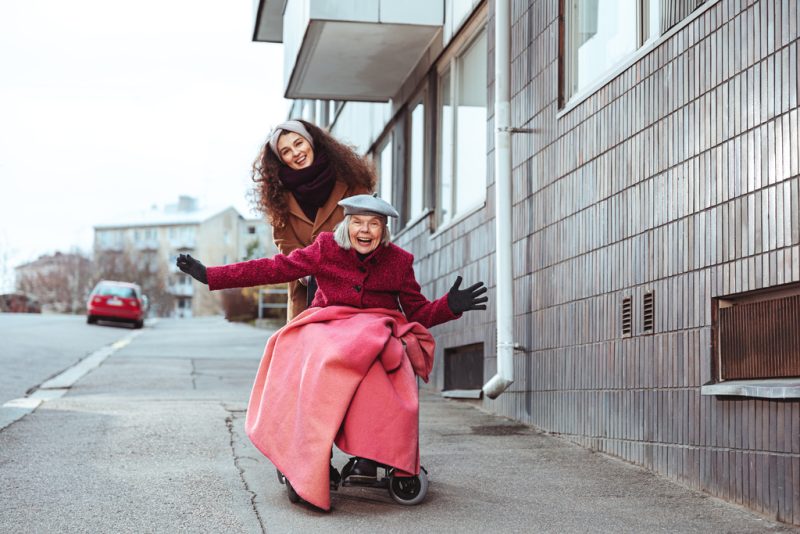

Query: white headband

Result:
[268,120,314,158]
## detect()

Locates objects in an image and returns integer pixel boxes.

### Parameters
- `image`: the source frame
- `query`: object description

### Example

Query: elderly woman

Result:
[252,120,374,320]
[177,194,486,510]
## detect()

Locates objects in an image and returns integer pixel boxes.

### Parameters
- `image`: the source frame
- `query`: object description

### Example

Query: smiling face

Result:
[276,131,314,170]
[348,214,384,254]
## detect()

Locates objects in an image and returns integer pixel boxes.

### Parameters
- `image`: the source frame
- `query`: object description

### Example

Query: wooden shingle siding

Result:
[392,0,798,525]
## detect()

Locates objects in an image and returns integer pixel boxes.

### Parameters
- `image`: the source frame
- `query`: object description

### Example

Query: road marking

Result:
[0,329,143,432]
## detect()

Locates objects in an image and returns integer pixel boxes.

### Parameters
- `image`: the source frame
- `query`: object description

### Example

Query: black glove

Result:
[447,276,488,314]
[176,254,208,285]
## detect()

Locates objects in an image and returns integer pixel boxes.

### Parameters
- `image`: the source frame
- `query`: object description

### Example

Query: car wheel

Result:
[133,320,144,329]
[87,315,97,325]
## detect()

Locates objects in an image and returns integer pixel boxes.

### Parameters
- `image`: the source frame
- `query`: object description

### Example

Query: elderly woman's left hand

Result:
[447,276,488,314]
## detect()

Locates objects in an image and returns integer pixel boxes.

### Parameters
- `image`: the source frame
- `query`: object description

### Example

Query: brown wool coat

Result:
[272,180,370,319]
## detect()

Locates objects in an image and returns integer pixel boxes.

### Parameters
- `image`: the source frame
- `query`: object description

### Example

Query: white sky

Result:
[0,0,288,291]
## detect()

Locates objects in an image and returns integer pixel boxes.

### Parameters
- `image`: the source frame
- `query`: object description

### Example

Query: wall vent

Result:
[716,285,800,380]
[643,292,655,333]
[622,297,632,337]
[443,343,484,391]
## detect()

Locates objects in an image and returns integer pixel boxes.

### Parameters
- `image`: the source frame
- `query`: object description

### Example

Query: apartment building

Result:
[253,0,800,524]
[94,196,274,317]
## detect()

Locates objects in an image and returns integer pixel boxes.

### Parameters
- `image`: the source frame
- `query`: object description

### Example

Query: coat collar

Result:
[346,239,390,264]
[286,180,349,231]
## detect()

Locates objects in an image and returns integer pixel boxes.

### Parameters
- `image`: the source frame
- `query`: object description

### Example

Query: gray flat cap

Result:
[338,194,399,218]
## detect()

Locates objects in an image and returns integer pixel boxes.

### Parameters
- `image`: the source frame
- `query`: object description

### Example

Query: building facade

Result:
[94,196,274,317]
[254,0,800,524]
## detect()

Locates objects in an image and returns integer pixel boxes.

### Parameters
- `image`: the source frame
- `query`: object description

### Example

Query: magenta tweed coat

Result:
[206,232,459,328]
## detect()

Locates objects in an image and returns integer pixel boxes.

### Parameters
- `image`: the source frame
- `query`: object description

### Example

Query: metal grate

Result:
[643,292,655,333]
[443,343,484,391]
[719,293,800,380]
[622,297,632,337]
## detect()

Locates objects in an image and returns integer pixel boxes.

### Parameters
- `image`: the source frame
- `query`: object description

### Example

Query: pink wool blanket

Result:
[244,305,435,510]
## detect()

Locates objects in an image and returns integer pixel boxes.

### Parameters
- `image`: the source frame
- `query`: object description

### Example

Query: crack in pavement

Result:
[224,407,265,534]
[190,358,197,390]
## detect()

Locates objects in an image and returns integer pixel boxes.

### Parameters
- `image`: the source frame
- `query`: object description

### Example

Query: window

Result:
[407,98,426,221]
[377,136,393,209]
[248,225,256,235]
[562,0,660,103]
[437,28,487,226]
[713,284,800,381]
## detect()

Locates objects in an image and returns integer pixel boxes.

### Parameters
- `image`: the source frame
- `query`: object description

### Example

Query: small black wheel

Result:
[285,478,301,503]
[388,467,428,505]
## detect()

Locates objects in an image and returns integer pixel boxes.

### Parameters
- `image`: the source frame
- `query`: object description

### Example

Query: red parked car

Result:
[87,281,146,328]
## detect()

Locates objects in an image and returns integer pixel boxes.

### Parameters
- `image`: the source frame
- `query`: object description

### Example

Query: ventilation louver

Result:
[643,292,655,333]
[622,297,632,337]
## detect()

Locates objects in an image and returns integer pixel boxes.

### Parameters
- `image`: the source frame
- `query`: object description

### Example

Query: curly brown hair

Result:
[251,120,376,228]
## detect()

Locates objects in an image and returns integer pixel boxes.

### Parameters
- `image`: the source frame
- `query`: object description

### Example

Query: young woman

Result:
[252,120,375,320]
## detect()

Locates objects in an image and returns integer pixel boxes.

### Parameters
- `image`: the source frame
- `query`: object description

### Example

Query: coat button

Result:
[358,266,366,273]
[354,285,361,292]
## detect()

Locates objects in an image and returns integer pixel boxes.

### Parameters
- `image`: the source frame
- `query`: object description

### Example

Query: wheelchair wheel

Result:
[285,478,301,503]
[388,467,428,505]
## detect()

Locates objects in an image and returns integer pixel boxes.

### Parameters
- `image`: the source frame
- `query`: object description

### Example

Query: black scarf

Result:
[278,152,336,221]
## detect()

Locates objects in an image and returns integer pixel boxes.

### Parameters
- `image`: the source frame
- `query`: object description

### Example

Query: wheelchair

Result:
[275,277,430,507]
[277,459,429,506]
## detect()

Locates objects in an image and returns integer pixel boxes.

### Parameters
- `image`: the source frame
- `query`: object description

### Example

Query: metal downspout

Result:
[482,0,514,399]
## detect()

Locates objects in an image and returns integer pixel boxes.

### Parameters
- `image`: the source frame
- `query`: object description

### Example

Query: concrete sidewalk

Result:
[237,391,796,533]
[0,317,796,533]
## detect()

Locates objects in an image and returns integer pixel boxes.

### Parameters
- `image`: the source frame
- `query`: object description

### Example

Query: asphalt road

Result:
[0,315,796,533]
[0,313,134,405]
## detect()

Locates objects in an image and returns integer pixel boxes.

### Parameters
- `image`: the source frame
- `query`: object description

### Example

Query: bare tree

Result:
[0,232,16,293]
[16,252,94,313]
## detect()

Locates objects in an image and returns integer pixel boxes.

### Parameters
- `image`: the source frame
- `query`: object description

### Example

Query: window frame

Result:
[404,88,429,228]
[559,0,717,112]
[434,10,489,230]
[561,0,652,107]
[374,132,395,227]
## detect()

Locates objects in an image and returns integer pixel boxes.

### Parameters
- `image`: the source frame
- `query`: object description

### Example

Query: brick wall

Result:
[397,0,800,524]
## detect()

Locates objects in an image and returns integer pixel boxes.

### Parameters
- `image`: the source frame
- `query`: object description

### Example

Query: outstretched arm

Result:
[176,238,322,291]
[398,264,487,328]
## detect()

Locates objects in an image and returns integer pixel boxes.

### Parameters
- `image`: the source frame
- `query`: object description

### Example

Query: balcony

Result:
[170,237,196,250]
[169,284,194,297]
[94,242,124,252]
[134,239,160,251]
[253,0,443,101]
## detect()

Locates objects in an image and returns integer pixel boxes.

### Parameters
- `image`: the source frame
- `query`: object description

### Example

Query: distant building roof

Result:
[94,196,240,229]
[15,251,90,272]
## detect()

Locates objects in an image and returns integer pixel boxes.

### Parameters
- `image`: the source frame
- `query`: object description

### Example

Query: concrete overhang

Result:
[253,0,443,102]
[252,0,285,43]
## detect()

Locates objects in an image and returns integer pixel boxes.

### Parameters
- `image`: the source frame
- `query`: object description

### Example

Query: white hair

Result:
[333,214,392,250]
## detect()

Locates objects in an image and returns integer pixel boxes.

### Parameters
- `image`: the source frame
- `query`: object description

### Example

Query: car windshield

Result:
[95,285,137,298]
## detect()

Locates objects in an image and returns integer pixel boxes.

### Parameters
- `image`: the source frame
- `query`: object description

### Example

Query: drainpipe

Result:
[482,0,515,399]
